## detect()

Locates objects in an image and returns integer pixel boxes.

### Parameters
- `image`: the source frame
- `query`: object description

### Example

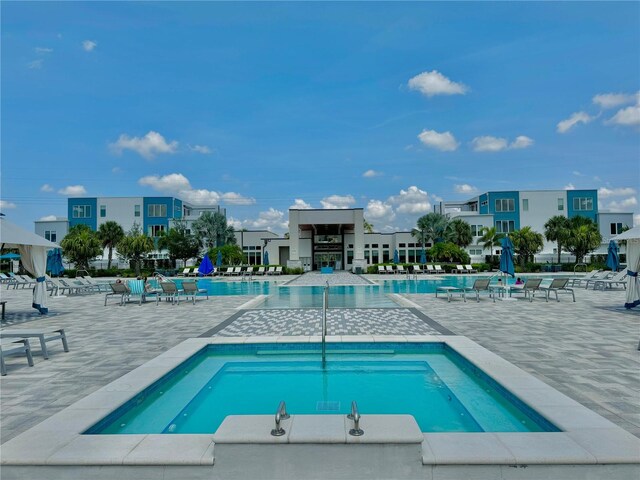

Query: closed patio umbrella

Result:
[420,248,427,265]
[46,248,65,276]
[216,250,223,267]
[263,250,269,266]
[606,240,620,272]
[198,254,214,276]
[393,249,399,264]
[499,237,515,278]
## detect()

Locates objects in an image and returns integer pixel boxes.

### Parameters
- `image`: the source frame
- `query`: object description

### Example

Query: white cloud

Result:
[510,135,534,149]
[564,183,576,190]
[592,92,639,109]
[189,144,212,154]
[417,129,459,151]
[572,170,584,177]
[320,195,356,209]
[110,131,178,159]
[454,184,477,194]
[557,111,594,133]
[35,47,53,54]
[389,186,431,214]
[365,200,395,220]
[289,199,312,210]
[598,187,637,198]
[362,169,382,178]
[58,185,87,196]
[138,173,255,206]
[233,208,289,232]
[112,167,122,174]
[471,136,508,152]
[27,59,43,69]
[39,215,57,221]
[408,70,468,97]
[607,104,640,127]
[606,197,637,211]
[82,40,97,52]
[0,200,17,209]
[40,184,54,192]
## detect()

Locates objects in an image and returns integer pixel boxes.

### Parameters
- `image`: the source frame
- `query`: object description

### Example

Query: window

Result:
[522,199,529,211]
[72,205,91,218]
[134,205,141,217]
[468,248,483,255]
[480,200,488,207]
[382,251,390,263]
[572,197,593,211]
[494,198,515,212]
[148,204,167,217]
[610,223,623,235]
[365,244,370,249]
[470,225,484,236]
[399,243,406,248]
[371,244,379,248]
[495,220,515,233]
[44,230,57,242]
[348,244,353,249]
[148,225,166,237]
[382,244,389,248]
[100,205,106,217]
[557,198,564,211]
[371,251,379,264]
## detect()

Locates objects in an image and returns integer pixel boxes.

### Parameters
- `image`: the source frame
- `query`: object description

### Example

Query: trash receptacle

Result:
[355,267,363,275]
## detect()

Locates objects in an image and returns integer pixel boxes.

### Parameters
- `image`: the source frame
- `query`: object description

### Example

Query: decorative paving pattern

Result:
[212,308,443,336]
[284,271,374,286]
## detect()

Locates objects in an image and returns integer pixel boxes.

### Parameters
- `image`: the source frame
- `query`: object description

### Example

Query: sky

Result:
[1,1,639,234]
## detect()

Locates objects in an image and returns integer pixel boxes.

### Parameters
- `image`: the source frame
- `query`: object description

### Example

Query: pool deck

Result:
[0,272,638,477]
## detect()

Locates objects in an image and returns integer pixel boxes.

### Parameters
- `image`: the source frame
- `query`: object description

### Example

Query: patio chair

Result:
[105,282,130,306]
[80,275,111,293]
[426,265,435,274]
[125,279,151,305]
[181,281,207,304]
[377,265,386,274]
[568,270,604,288]
[465,265,478,273]
[434,265,444,274]
[0,273,14,284]
[266,267,276,275]
[232,267,242,276]
[540,278,575,302]
[243,266,254,278]
[464,278,492,302]
[0,339,34,376]
[59,278,95,295]
[223,267,234,276]
[412,265,424,275]
[255,266,266,275]
[454,265,468,274]
[157,281,181,305]
[274,266,283,275]
[177,268,191,277]
[509,278,544,302]
[0,326,69,359]
[590,270,627,290]
[396,265,407,274]
[386,265,395,274]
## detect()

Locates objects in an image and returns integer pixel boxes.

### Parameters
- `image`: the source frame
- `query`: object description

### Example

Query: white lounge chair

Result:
[377,266,386,274]
[177,268,191,277]
[434,265,444,274]
[273,266,283,275]
[454,265,468,274]
[0,339,34,376]
[255,267,266,275]
[435,286,466,302]
[396,265,406,274]
[386,265,395,274]
[591,270,628,290]
[425,265,435,274]
[465,265,478,273]
[412,265,424,275]
[567,270,603,287]
[223,267,234,276]
[0,326,69,359]
[266,267,276,275]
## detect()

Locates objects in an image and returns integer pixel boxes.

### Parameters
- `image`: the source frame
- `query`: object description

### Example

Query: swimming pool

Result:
[86,342,557,435]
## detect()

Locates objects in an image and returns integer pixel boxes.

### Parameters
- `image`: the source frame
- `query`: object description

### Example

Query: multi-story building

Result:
[438,189,634,261]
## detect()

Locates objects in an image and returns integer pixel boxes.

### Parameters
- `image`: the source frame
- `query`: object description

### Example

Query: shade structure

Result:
[499,237,515,278]
[263,250,269,266]
[46,248,65,276]
[393,249,399,264]
[0,253,21,259]
[0,218,59,314]
[606,240,620,272]
[198,254,214,276]
[216,250,223,267]
[612,227,640,310]
[420,248,427,265]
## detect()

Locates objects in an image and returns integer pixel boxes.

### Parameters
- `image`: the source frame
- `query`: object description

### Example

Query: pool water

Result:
[87,343,557,435]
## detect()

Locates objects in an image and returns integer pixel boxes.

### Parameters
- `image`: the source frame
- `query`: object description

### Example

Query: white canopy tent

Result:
[0,217,60,314]
[612,226,640,310]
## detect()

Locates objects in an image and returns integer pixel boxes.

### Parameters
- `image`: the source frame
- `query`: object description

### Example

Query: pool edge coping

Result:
[1,335,638,467]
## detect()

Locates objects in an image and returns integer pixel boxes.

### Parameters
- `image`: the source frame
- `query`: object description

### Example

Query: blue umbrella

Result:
[393,249,399,264]
[263,250,269,266]
[198,254,214,276]
[0,253,20,260]
[216,250,223,267]
[499,237,515,278]
[420,248,427,265]
[46,249,65,276]
[606,240,620,272]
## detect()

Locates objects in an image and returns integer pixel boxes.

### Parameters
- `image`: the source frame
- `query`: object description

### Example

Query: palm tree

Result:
[478,226,504,263]
[564,217,602,263]
[157,220,200,267]
[117,224,155,276]
[445,218,473,248]
[60,224,102,270]
[412,213,449,249]
[363,219,374,234]
[510,226,544,265]
[97,221,125,269]
[192,212,237,249]
[544,215,570,264]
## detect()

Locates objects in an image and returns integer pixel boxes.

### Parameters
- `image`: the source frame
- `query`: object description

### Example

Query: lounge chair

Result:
[454,265,468,274]
[58,278,94,295]
[435,286,466,302]
[434,265,444,274]
[177,268,191,277]
[232,267,242,276]
[463,278,491,302]
[181,281,207,304]
[157,281,181,305]
[274,266,283,275]
[0,339,34,376]
[105,282,130,305]
[509,278,544,302]
[540,278,575,302]
[465,265,478,273]
[396,265,407,274]
[412,265,424,275]
[223,267,234,276]
[127,279,159,305]
[386,265,395,274]
[567,270,603,288]
[425,265,435,274]
[266,267,276,275]
[80,275,111,293]
[243,266,254,278]
[588,270,627,290]
[0,273,13,284]
[8,275,35,289]
[377,265,386,275]
[255,266,266,275]
[0,326,69,359]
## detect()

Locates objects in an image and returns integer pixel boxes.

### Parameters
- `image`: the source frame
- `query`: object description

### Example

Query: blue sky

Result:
[2,2,639,233]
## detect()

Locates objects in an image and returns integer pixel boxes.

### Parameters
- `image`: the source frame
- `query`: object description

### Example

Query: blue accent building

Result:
[68,197,98,230]
[567,190,598,222]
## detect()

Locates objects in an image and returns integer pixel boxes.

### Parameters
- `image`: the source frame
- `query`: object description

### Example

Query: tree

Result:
[445,218,473,248]
[544,216,570,264]
[157,220,200,267]
[208,244,244,265]
[510,226,544,265]
[192,212,236,249]
[60,224,102,270]
[117,224,154,276]
[97,221,125,270]
[428,242,470,264]
[364,219,374,234]
[412,213,449,250]
[478,226,504,263]
[564,217,602,263]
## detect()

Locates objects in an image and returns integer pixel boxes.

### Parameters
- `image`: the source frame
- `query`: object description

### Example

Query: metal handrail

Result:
[347,401,364,436]
[574,263,587,274]
[270,401,289,436]
[322,281,329,364]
